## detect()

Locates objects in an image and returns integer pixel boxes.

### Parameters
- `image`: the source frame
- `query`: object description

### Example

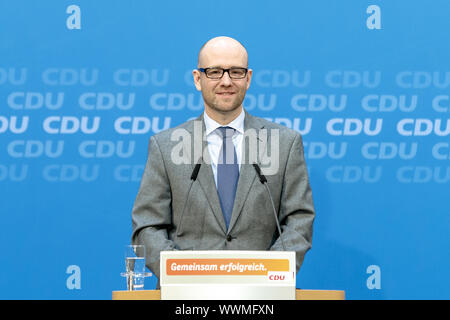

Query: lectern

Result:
[112,250,345,300]
[160,250,296,300]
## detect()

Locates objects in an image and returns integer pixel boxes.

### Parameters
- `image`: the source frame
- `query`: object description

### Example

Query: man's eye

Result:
[231,69,245,76]
[208,69,222,75]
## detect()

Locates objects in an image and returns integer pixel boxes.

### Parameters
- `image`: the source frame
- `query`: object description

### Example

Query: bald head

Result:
[197,36,248,68]
[193,36,253,124]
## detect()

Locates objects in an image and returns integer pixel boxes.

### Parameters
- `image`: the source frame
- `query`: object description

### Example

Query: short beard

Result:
[204,91,246,116]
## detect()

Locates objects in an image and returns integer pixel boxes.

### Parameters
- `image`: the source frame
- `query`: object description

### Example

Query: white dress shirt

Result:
[203,109,245,187]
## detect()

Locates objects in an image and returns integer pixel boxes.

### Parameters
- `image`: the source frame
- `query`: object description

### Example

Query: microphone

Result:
[190,162,201,181]
[252,163,287,251]
[176,162,202,237]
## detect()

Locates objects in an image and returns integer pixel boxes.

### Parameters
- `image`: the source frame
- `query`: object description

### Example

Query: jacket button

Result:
[226,235,232,242]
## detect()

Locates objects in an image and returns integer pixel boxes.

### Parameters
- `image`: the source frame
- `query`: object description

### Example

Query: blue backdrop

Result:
[1,0,449,299]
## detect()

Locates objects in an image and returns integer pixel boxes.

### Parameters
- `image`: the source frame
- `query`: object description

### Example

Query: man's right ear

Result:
[192,69,202,91]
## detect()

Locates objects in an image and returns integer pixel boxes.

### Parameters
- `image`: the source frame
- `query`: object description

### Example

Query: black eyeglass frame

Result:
[197,67,249,79]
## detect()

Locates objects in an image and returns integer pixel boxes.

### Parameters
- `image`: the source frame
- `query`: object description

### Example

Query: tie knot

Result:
[217,126,235,140]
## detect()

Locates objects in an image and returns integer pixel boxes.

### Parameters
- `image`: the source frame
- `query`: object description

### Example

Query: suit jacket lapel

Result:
[186,111,269,235]
[227,111,267,234]
[187,114,227,234]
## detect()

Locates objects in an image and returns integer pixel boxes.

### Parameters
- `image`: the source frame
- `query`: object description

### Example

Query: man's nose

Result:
[220,71,233,86]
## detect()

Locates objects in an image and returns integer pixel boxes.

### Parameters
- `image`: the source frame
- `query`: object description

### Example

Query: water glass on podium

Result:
[121,245,151,290]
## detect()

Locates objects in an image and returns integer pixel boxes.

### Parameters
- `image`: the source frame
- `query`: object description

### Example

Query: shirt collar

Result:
[203,108,245,136]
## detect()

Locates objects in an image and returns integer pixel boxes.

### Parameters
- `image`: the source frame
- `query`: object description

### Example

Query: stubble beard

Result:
[203,90,246,117]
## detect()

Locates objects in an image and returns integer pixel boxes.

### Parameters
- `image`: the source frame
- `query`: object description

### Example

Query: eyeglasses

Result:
[198,67,248,79]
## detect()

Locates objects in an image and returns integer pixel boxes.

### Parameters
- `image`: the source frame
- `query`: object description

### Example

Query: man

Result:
[131,36,315,282]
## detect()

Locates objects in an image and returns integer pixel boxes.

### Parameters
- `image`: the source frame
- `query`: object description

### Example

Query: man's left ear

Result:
[246,69,253,89]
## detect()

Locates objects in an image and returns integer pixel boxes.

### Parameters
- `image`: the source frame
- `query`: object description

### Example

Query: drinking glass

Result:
[121,245,151,290]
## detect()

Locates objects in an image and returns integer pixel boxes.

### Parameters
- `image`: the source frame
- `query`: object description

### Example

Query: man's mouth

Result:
[216,92,235,96]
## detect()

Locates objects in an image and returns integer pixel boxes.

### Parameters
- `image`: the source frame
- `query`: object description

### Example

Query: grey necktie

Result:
[217,127,239,230]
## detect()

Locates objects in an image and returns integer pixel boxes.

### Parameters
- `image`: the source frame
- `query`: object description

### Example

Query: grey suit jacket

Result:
[131,111,315,281]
